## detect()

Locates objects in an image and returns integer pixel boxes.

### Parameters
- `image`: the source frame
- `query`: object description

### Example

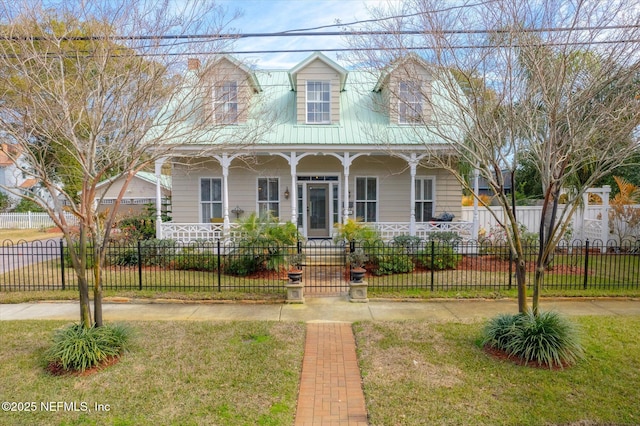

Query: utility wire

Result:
[2,24,638,42]
[2,37,637,59]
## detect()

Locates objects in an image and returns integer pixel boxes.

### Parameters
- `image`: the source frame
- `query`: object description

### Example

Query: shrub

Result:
[425,231,462,247]
[117,216,156,241]
[45,323,131,373]
[224,255,259,276]
[482,311,584,368]
[333,218,379,244]
[173,253,219,271]
[13,198,45,212]
[138,239,176,267]
[416,246,460,270]
[392,235,422,253]
[111,248,139,266]
[231,213,300,273]
[372,253,414,275]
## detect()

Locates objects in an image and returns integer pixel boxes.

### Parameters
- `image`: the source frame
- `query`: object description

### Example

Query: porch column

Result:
[289,153,299,224]
[220,154,231,234]
[601,185,611,250]
[341,153,353,224]
[409,155,417,236]
[473,168,480,240]
[154,157,166,239]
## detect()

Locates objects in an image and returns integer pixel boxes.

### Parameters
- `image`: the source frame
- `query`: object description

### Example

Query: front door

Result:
[307,184,330,238]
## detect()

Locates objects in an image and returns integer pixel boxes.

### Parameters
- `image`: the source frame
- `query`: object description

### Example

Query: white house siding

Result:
[386,61,433,125]
[96,175,170,215]
[171,154,461,224]
[172,157,294,223]
[201,58,255,124]
[349,157,460,222]
[100,176,152,199]
[295,59,342,124]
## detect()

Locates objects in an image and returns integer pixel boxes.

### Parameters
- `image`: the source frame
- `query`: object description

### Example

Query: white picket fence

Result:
[0,212,78,229]
[462,204,640,243]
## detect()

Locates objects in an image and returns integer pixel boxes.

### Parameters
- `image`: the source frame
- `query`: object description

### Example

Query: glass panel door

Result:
[307,184,329,237]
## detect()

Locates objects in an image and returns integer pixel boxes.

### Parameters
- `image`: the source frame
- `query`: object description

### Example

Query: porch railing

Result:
[161,221,475,243]
[160,222,243,243]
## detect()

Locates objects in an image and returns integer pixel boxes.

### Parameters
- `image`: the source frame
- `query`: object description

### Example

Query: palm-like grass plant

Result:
[45,323,131,372]
[482,311,583,368]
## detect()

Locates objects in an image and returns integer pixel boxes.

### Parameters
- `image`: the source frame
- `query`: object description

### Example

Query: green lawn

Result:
[0,321,305,426]
[1,317,639,425]
[355,316,640,425]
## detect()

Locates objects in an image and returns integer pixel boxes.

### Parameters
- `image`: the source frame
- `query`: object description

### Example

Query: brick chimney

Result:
[187,58,201,70]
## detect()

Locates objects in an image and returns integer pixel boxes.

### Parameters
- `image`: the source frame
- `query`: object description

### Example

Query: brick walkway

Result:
[295,322,368,426]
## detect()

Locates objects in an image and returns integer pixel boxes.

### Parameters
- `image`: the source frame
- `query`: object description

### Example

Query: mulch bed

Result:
[483,345,572,370]
[46,355,121,377]
[457,256,587,275]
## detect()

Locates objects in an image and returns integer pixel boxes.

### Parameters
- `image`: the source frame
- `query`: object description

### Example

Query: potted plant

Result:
[286,252,305,283]
[285,252,305,304]
[347,248,369,302]
[347,248,368,283]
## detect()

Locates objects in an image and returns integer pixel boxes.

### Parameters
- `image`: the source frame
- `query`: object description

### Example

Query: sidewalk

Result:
[2,297,640,322]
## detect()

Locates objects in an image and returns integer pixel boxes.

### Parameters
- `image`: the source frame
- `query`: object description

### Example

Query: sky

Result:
[216,0,398,69]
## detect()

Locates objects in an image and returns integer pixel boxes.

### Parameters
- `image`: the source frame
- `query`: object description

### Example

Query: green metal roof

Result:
[159,55,467,149]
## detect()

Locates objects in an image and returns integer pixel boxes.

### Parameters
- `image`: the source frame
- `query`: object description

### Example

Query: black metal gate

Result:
[301,239,349,296]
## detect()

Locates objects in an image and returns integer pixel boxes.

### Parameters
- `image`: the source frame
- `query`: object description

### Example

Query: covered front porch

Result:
[152,148,477,243]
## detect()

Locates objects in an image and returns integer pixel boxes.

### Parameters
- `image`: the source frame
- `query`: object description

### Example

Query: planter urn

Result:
[349,267,368,303]
[285,270,304,304]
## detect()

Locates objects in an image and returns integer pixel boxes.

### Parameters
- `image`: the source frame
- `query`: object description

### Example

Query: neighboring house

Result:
[155,52,471,241]
[94,171,171,217]
[0,143,52,208]
[475,170,513,197]
[0,143,26,205]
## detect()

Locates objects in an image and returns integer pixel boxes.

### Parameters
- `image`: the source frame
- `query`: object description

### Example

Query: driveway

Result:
[0,238,62,274]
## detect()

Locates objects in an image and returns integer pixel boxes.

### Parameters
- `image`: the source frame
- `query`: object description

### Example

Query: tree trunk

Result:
[75,227,93,328]
[533,264,545,316]
[77,275,92,329]
[515,256,528,313]
[93,261,103,327]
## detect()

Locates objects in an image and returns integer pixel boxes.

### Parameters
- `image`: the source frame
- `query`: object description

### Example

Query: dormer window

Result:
[214,81,238,124]
[398,81,423,124]
[306,81,330,124]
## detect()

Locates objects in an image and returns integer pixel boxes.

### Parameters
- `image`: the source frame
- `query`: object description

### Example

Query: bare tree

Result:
[0,1,269,327]
[346,0,640,314]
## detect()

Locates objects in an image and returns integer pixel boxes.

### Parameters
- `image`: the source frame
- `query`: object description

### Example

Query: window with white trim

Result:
[258,178,279,218]
[415,177,434,221]
[398,81,423,124]
[214,81,238,124]
[355,177,377,222]
[306,81,330,123]
[200,178,223,220]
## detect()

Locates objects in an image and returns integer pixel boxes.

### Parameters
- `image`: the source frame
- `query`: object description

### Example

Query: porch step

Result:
[301,246,346,266]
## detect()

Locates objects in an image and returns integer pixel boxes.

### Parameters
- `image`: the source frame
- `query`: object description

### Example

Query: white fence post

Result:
[0,212,78,229]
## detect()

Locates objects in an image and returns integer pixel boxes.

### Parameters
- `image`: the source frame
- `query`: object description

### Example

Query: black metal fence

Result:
[356,239,640,292]
[1,238,639,293]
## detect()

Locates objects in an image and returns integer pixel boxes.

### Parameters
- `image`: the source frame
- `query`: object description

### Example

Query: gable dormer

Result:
[197,55,261,125]
[289,52,348,125]
[374,54,433,125]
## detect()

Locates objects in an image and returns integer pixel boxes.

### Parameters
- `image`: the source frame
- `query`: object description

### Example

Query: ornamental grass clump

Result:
[45,323,131,373]
[482,311,583,369]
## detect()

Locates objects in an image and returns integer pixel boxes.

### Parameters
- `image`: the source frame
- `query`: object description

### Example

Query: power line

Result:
[275,0,499,33]
[3,37,636,59]
[2,24,638,42]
